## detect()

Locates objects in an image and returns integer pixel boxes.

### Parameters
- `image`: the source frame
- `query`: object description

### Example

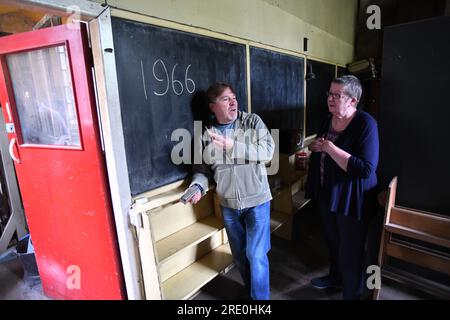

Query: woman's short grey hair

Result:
[332,75,362,101]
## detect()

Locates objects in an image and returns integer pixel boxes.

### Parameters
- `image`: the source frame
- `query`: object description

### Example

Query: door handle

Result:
[9,138,20,163]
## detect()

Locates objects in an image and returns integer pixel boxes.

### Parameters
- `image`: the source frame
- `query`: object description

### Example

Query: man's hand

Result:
[186,190,202,204]
[208,131,234,152]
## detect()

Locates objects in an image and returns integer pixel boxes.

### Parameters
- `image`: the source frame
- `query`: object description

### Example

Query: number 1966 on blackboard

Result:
[141,59,196,99]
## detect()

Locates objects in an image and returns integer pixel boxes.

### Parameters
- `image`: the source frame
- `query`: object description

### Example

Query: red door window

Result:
[6,45,80,147]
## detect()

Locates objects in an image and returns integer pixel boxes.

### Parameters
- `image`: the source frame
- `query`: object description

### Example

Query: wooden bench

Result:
[374,177,450,299]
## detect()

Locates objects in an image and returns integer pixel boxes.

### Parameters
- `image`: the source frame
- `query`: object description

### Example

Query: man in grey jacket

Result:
[183,82,274,300]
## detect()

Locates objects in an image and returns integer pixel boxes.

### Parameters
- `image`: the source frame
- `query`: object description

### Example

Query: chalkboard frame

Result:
[305,58,337,138]
[249,45,306,153]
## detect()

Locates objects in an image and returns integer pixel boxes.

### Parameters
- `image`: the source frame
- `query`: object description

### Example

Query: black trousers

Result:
[318,203,370,300]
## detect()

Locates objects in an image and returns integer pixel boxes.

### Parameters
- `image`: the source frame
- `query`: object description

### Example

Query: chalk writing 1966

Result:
[141,59,196,98]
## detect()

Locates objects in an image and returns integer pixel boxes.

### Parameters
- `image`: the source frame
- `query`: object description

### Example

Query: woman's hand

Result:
[321,139,351,172]
[309,138,325,152]
[321,139,335,154]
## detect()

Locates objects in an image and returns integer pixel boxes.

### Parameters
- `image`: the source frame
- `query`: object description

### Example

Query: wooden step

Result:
[156,215,224,263]
[270,210,290,233]
[292,191,310,212]
[161,243,233,300]
[288,169,307,184]
[134,181,215,212]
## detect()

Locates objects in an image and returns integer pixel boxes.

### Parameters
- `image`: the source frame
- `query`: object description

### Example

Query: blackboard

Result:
[378,16,450,216]
[249,47,305,153]
[111,17,247,195]
[305,60,336,137]
[337,66,347,77]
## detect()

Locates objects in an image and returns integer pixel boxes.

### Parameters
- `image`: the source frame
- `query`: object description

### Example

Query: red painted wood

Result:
[0,24,125,300]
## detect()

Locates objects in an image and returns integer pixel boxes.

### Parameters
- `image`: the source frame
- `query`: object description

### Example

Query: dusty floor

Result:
[0,202,438,300]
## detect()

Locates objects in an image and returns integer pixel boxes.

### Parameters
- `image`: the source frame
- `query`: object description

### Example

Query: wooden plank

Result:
[385,223,450,249]
[382,266,450,299]
[385,177,397,222]
[158,231,223,283]
[21,0,104,21]
[155,215,223,263]
[90,14,144,300]
[272,186,292,214]
[139,205,162,300]
[270,210,290,233]
[221,228,229,244]
[385,241,450,276]
[213,192,223,221]
[0,12,36,34]
[289,170,307,186]
[147,192,214,242]
[292,191,310,212]
[136,184,188,212]
[273,215,293,240]
[375,177,398,300]
[277,153,293,182]
[290,178,303,195]
[389,207,450,241]
[135,182,216,213]
[161,243,233,300]
[270,187,283,199]
[134,180,186,203]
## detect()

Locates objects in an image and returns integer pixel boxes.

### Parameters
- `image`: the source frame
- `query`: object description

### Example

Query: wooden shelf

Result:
[270,187,283,198]
[270,210,290,233]
[288,169,307,184]
[134,182,215,212]
[161,243,233,300]
[135,186,187,212]
[155,215,223,263]
[292,191,310,212]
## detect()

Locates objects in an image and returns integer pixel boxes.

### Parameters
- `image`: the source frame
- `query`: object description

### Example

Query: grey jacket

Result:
[191,111,275,209]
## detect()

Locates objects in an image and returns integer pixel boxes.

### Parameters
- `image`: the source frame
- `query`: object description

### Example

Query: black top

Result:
[305,111,379,220]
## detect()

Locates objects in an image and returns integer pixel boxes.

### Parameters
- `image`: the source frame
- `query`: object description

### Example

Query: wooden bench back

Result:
[375,177,450,299]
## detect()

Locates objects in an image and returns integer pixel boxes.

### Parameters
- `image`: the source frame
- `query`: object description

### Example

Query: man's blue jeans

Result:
[221,201,271,300]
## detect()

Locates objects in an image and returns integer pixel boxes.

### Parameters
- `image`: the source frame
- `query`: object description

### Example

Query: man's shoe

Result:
[310,275,342,289]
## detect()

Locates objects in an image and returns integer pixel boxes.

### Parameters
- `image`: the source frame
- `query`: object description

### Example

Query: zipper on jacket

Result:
[234,166,242,209]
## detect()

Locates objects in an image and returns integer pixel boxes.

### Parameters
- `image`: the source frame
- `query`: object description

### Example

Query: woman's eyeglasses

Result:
[326,91,350,100]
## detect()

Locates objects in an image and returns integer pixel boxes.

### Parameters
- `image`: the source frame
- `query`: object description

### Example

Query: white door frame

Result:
[0,0,144,300]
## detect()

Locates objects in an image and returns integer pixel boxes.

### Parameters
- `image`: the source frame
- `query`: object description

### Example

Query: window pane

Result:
[6,45,80,147]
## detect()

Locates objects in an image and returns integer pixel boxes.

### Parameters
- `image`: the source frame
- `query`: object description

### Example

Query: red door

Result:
[0,24,125,299]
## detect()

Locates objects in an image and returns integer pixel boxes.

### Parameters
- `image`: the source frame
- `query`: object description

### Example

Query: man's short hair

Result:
[206,82,235,103]
[332,75,362,101]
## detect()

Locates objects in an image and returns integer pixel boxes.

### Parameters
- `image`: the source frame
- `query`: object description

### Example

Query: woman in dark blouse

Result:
[305,75,379,300]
